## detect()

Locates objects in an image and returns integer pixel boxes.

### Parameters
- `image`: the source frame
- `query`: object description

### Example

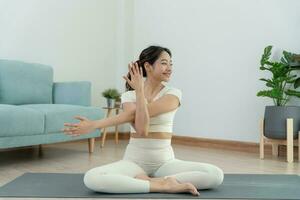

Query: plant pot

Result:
[264,106,300,139]
[106,98,115,108]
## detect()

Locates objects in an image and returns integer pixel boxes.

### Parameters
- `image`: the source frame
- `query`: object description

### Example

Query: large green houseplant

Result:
[257,46,300,139]
[257,45,300,105]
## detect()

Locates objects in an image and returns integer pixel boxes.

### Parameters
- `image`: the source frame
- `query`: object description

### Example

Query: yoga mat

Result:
[0,173,299,199]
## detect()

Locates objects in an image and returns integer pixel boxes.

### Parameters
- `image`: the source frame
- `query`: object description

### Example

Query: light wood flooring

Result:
[0,138,299,200]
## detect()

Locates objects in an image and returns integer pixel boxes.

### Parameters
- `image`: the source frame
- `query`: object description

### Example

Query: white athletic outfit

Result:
[84,84,224,193]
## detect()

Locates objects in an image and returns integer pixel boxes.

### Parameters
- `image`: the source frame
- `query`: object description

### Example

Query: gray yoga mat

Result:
[0,173,299,199]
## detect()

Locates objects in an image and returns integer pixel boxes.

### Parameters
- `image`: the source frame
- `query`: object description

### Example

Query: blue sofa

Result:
[0,59,103,152]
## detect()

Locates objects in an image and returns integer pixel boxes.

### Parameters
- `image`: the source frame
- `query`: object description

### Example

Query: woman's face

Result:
[147,51,173,82]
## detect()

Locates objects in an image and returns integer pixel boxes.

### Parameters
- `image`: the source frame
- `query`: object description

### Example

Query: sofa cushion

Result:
[0,105,44,137]
[20,104,103,134]
[0,59,53,105]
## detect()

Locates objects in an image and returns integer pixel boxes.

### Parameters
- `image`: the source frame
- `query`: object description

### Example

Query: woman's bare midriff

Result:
[130,132,172,139]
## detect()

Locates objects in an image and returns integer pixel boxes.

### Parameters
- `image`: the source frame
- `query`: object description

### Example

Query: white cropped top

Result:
[121,85,182,133]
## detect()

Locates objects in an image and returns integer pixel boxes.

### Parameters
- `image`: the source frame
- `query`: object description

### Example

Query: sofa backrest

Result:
[0,59,53,105]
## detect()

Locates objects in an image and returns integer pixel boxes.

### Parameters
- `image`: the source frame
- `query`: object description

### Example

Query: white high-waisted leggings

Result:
[84,138,224,193]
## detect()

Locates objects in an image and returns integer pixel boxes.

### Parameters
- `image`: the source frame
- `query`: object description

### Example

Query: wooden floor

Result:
[0,138,300,200]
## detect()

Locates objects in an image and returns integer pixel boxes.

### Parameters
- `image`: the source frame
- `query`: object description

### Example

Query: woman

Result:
[63,46,223,196]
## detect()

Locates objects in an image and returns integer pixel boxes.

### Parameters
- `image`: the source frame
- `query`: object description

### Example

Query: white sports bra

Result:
[121,85,182,133]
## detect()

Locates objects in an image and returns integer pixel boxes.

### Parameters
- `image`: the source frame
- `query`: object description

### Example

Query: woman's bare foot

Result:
[135,174,199,196]
[163,177,200,196]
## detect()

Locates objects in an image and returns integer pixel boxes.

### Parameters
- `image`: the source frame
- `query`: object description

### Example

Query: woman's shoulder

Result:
[164,85,182,94]
[122,90,135,96]
[121,90,136,103]
[163,85,182,101]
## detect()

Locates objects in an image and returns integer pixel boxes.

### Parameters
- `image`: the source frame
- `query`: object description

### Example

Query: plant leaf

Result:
[281,50,294,64]
[294,78,300,89]
[285,89,300,98]
[257,89,285,100]
[260,45,272,66]
[259,78,274,88]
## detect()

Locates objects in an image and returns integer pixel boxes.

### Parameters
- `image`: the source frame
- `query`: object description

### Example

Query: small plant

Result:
[257,46,300,106]
[102,88,121,99]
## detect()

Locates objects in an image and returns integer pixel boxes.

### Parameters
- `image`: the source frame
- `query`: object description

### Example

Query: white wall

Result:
[0,0,117,107]
[1,0,299,142]
[128,0,300,142]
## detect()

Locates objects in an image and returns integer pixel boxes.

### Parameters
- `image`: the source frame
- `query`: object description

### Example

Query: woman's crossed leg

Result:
[153,159,224,190]
[83,159,200,195]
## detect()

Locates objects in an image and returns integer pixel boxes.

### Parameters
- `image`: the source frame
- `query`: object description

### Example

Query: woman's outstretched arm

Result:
[63,110,135,136]
[63,94,179,136]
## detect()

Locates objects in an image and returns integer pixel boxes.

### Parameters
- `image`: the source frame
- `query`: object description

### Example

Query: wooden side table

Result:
[260,118,300,163]
[101,107,120,148]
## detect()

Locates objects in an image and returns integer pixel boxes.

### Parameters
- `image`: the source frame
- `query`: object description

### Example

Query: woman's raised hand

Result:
[62,116,97,136]
[123,62,144,91]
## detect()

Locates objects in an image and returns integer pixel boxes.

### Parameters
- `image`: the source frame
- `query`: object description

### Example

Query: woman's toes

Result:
[184,183,200,196]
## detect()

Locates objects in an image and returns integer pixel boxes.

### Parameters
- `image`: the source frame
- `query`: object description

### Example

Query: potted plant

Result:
[102,88,121,108]
[257,46,300,139]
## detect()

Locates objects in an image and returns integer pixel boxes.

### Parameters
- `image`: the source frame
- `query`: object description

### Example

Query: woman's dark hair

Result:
[125,45,172,91]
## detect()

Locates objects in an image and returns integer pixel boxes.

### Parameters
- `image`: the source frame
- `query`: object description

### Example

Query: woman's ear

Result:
[144,62,152,73]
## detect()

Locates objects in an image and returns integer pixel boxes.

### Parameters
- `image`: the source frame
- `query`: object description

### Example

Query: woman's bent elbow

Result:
[136,128,149,137]
[140,131,149,137]
[142,131,149,137]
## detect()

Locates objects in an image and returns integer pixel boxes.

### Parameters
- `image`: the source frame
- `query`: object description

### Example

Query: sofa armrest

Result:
[53,81,91,106]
